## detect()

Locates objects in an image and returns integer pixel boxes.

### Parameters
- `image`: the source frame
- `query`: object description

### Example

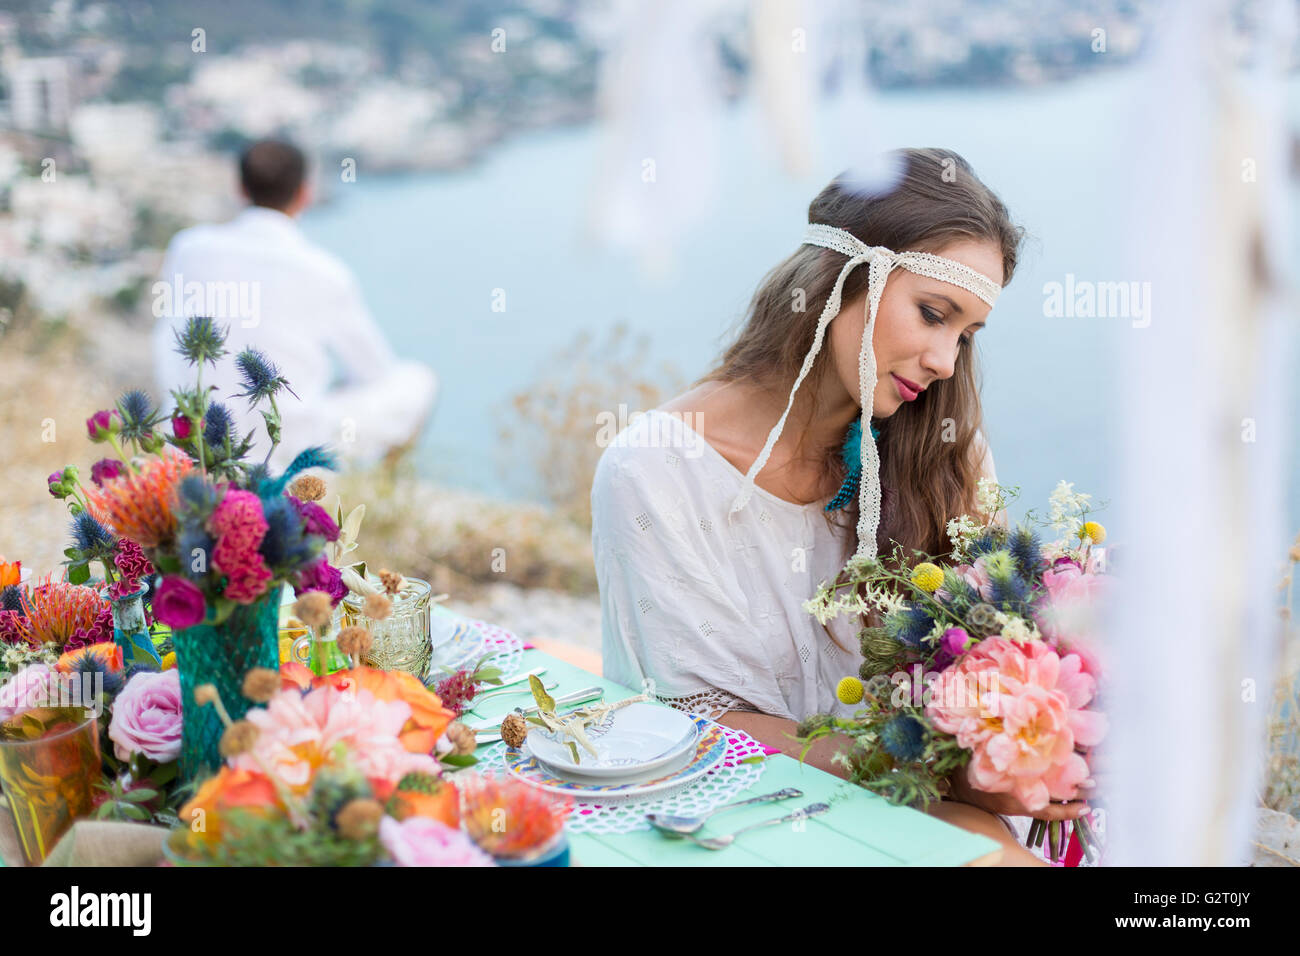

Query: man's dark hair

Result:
[239,140,307,210]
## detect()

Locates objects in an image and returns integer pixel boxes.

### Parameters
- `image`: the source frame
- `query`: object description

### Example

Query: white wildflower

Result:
[946,514,981,561]
[976,477,1004,517]
[1047,480,1093,535]
[993,611,1040,643]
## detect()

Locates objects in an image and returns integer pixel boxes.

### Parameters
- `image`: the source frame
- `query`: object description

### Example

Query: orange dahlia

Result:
[84,450,193,549]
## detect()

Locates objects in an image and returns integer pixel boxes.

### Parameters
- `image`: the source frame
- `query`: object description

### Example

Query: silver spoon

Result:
[683,802,831,850]
[646,788,804,836]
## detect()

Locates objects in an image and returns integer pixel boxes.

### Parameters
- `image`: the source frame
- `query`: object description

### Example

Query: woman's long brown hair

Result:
[697,147,1025,564]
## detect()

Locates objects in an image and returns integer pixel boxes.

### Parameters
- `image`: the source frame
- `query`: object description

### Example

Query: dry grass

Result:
[498,322,684,529]
[0,318,138,575]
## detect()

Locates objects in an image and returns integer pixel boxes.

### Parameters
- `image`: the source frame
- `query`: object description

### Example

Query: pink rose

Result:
[379,816,496,867]
[171,414,192,440]
[153,576,207,629]
[0,664,58,722]
[108,669,182,762]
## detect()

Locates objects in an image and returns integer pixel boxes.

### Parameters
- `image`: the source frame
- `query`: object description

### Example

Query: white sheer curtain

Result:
[1108,0,1297,865]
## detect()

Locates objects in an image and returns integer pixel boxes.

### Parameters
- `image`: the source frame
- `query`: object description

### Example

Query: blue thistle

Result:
[173,316,229,367]
[65,650,126,696]
[989,571,1031,611]
[1,585,25,614]
[880,714,927,762]
[233,348,298,407]
[1008,527,1044,578]
[887,604,935,649]
[967,529,1000,559]
[176,475,219,514]
[259,446,338,500]
[177,524,215,579]
[115,389,159,441]
[70,511,116,553]
[259,495,318,571]
[203,401,233,449]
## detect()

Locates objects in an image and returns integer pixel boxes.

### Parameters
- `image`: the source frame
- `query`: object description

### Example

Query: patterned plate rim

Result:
[504,715,727,798]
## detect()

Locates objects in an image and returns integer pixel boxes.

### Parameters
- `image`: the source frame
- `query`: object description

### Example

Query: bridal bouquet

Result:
[800,479,1109,863]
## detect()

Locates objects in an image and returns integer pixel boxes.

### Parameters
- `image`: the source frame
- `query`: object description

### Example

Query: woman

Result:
[590,147,1086,865]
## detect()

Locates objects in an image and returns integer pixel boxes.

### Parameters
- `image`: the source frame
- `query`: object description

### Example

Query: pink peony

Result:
[379,816,496,867]
[233,685,439,791]
[0,663,59,721]
[108,669,182,762]
[926,636,1107,812]
[1034,562,1108,673]
[955,557,994,601]
[153,576,207,629]
[208,490,273,604]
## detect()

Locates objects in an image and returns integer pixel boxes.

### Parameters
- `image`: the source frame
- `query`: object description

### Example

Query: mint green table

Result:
[470,649,1001,866]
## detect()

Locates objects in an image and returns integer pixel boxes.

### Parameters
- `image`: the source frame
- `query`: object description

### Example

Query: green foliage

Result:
[182,808,384,867]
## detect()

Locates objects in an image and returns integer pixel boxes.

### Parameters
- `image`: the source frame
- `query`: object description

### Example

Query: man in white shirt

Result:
[151,139,435,471]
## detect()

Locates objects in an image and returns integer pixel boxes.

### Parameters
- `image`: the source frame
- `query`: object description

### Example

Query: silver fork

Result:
[683,802,831,850]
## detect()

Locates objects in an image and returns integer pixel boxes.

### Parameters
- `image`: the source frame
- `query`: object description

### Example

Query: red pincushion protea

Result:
[8,580,113,650]
[84,450,194,549]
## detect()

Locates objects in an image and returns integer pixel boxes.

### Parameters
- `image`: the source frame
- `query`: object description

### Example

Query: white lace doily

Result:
[465,618,524,678]
[474,723,770,835]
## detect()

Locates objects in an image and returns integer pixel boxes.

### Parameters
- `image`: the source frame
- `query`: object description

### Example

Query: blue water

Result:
[301,67,1300,533]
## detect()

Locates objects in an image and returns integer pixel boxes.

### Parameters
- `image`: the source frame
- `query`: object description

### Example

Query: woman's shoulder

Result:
[592,407,740,517]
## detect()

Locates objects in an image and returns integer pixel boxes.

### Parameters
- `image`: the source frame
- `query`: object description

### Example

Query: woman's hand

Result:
[949,768,1089,821]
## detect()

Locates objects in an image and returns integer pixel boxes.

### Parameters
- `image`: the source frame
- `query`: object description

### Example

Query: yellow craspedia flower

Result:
[1078,521,1107,545]
[836,676,864,705]
[161,651,177,670]
[910,562,944,593]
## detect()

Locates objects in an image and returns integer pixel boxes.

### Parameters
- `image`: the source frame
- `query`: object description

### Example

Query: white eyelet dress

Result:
[591,409,867,721]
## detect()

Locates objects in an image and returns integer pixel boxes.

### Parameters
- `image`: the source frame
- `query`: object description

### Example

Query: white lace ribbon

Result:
[728,224,1002,561]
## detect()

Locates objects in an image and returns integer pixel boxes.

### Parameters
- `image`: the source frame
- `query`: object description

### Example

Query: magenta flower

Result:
[208,490,273,603]
[90,457,124,488]
[296,558,346,606]
[108,669,182,763]
[933,626,974,670]
[171,414,192,440]
[291,498,340,542]
[86,409,119,442]
[153,575,207,629]
[114,538,153,584]
[47,471,65,498]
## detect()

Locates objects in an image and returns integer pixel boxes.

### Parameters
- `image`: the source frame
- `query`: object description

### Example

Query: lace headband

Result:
[727,223,1003,561]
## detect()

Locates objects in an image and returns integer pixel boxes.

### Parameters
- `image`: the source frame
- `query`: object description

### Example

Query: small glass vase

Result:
[103,584,161,668]
[342,578,433,679]
[0,709,102,865]
[172,589,281,783]
[291,631,352,677]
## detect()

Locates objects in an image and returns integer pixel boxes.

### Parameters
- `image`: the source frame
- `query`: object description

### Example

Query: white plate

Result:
[429,607,489,672]
[522,701,699,781]
[533,741,698,786]
[504,715,729,803]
